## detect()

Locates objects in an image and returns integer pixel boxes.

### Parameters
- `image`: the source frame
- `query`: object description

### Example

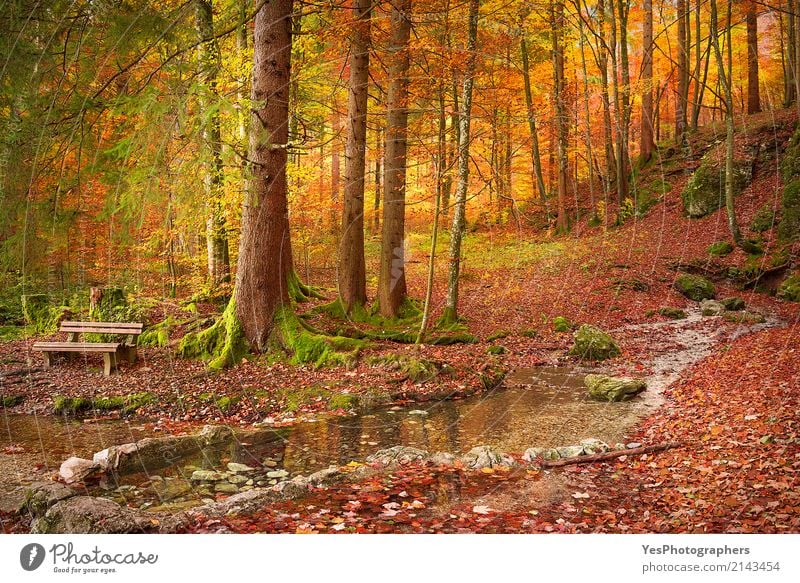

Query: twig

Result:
[540,441,684,468]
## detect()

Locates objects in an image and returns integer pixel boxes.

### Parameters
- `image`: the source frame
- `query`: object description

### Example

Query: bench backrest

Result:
[60,321,144,335]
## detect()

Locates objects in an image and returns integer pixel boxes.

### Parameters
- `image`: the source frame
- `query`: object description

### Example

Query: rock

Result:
[568,325,621,361]
[94,435,201,475]
[700,299,726,316]
[152,479,193,502]
[720,297,746,311]
[556,445,585,458]
[31,496,174,534]
[408,409,428,416]
[307,466,341,486]
[682,153,751,218]
[266,469,289,479]
[429,452,457,466]
[523,447,560,461]
[674,273,716,301]
[707,241,734,256]
[227,474,249,485]
[227,462,255,473]
[658,307,687,320]
[777,273,800,302]
[190,470,225,482]
[273,476,311,499]
[626,442,643,449]
[145,499,202,513]
[199,424,235,445]
[367,446,429,466]
[585,374,646,402]
[262,459,278,468]
[214,482,239,494]
[722,311,766,324]
[580,438,610,454]
[460,446,516,469]
[59,457,100,485]
[17,482,76,516]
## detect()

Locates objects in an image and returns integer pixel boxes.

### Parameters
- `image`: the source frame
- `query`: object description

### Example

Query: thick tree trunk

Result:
[330,107,341,233]
[710,0,742,247]
[786,1,797,107]
[378,0,412,318]
[597,0,615,208]
[608,0,628,205]
[520,35,549,214]
[372,126,382,233]
[338,0,371,312]
[640,0,655,165]
[617,0,631,204]
[552,0,568,232]
[442,0,479,324]
[234,0,294,351]
[746,4,760,114]
[196,0,230,289]
[578,17,596,217]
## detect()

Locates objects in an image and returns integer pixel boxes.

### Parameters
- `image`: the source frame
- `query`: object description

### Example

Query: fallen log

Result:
[540,441,684,468]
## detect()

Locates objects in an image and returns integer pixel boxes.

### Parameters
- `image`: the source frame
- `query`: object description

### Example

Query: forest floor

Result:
[1,109,799,533]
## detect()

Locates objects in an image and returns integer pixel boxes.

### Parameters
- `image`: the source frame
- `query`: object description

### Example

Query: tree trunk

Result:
[786,1,797,107]
[338,0,371,312]
[578,17,596,217]
[710,0,742,247]
[520,35,549,215]
[597,0,615,212]
[372,126,382,233]
[676,0,689,146]
[234,0,294,351]
[640,0,655,165]
[552,0,568,232]
[746,4,760,114]
[617,0,631,204]
[442,0,479,324]
[196,0,230,289]
[330,107,341,233]
[378,0,412,318]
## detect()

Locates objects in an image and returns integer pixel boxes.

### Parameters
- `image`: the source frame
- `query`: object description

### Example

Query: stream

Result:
[0,309,779,513]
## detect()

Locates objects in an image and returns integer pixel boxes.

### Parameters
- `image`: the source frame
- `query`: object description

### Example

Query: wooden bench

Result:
[32,321,143,376]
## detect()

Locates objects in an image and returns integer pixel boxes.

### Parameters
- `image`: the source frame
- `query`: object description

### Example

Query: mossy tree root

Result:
[287,271,325,303]
[177,300,248,370]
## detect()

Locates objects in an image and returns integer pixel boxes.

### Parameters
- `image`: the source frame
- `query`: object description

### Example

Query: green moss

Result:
[707,241,734,256]
[54,392,155,415]
[553,316,571,332]
[138,317,175,347]
[21,295,70,335]
[1,395,24,407]
[674,273,716,301]
[750,205,776,233]
[178,299,249,370]
[722,311,766,324]
[778,179,800,243]
[658,307,687,319]
[328,393,358,410]
[367,354,443,383]
[287,271,325,303]
[279,385,359,412]
[720,297,745,311]
[487,345,506,355]
[778,273,800,302]
[780,126,800,182]
[519,328,538,338]
[682,154,750,218]
[486,330,510,342]
[273,306,366,368]
[214,395,239,412]
[569,325,621,361]
[0,325,35,341]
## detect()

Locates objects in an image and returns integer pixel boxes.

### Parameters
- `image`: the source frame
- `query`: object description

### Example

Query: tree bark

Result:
[338,0,371,312]
[746,3,760,114]
[196,0,230,289]
[372,126,382,233]
[597,0,615,210]
[676,0,689,145]
[520,35,549,215]
[552,0,569,232]
[234,0,294,351]
[378,0,412,318]
[710,0,742,247]
[540,442,683,468]
[640,0,655,165]
[442,0,479,324]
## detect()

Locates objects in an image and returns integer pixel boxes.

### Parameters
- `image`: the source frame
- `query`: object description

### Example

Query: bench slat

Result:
[59,327,142,335]
[32,342,120,352]
[60,321,142,332]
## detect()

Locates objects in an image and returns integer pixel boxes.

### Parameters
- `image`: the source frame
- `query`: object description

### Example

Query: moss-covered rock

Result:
[778,179,800,243]
[778,273,800,302]
[682,153,750,218]
[585,374,646,402]
[750,205,776,233]
[722,311,766,324]
[552,316,571,332]
[53,393,154,416]
[658,307,687,320]
[674,273,716,301]
[700,299,726,316]
[487,344,506,355]
[720,297,745,311]
[486,329,510,342]
[707,241,734,256]
[1,394,24,407]
[568,325,621,361]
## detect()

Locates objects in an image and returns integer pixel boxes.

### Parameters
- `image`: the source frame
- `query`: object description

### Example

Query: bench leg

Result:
[103,352,118,376]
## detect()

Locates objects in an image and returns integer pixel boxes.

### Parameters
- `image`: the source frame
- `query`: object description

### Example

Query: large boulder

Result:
[585,374,646,402]
[460,446,516,469]
[59,457,100,485]
[674,273,716,301]
[682,153,750,218]
[94,435,202,475]
[700,299,726,316]
[568,325,621,361]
